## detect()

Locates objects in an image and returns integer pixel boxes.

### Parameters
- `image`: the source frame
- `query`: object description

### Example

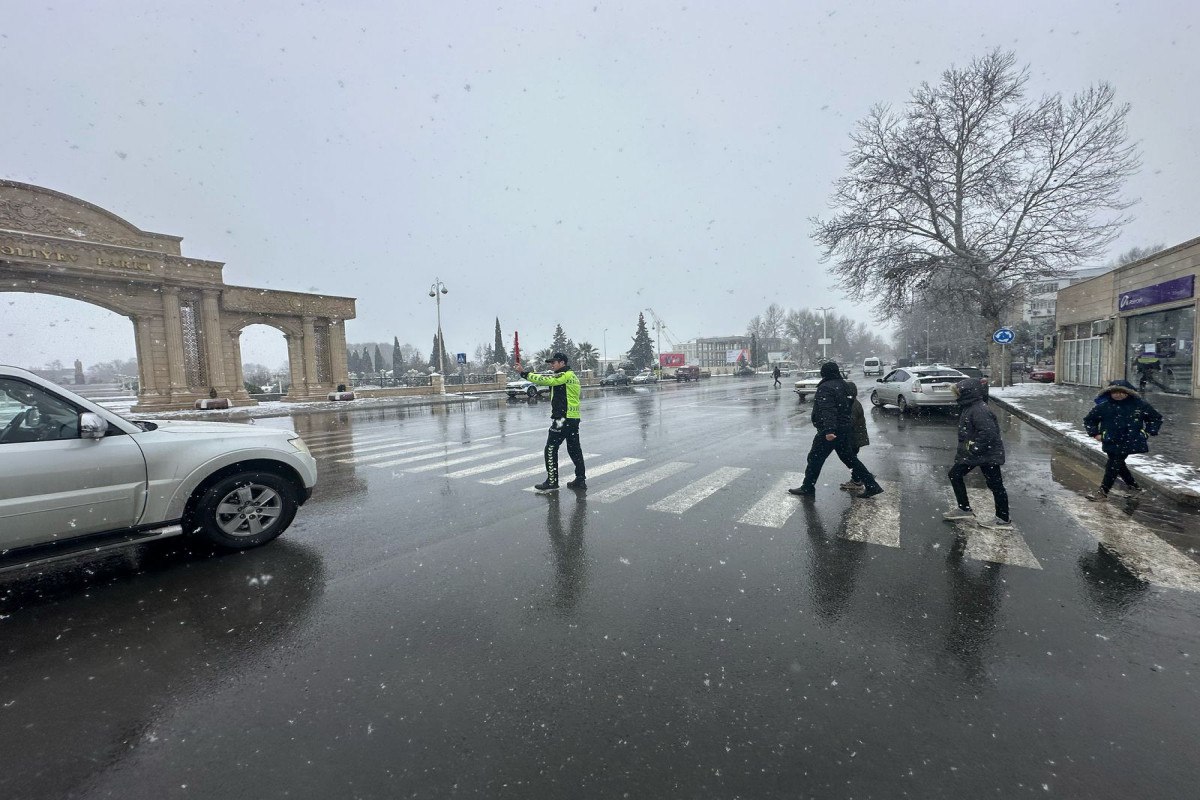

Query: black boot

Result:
[534,480,559,493]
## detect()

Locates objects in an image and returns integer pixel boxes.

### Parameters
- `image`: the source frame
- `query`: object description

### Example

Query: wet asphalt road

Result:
[3,377,1199,799]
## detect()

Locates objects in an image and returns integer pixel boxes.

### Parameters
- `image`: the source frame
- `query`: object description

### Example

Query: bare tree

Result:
[1109,243,1165,267]
[812,49,1140,384]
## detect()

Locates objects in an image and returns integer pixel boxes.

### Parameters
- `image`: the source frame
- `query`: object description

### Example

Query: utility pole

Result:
[428,278,448,394]
[816,306,834,361]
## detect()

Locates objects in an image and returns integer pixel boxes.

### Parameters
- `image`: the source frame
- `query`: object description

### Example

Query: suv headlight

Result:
[288,436,311,455]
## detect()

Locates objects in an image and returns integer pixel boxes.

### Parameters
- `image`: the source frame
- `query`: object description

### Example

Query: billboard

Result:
[726,349,749,364]
[658,353,686,367]
[767,351,790,363]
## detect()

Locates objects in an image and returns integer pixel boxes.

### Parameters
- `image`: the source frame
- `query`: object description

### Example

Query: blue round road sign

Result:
[992,328,1015,344]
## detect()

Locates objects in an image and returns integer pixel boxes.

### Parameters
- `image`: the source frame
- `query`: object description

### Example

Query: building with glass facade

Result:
[1055,237,1198,397]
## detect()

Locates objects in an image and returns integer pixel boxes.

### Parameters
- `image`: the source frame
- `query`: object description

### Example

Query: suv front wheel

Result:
[193,471,299,549]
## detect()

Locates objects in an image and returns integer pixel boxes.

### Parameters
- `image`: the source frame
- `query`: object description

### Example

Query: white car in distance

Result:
[793,369,824,402]
[0,365,318,574]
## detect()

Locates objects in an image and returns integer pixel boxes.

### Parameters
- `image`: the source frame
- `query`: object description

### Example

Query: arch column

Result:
[200,289,227,393]
[301,315,319,392]
[161,287,187,391]
[284,333,307,399]
[329,319,349,388]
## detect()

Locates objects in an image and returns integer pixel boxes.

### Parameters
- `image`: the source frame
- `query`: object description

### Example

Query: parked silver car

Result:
[869,365,967,412]
[0,365,318,573]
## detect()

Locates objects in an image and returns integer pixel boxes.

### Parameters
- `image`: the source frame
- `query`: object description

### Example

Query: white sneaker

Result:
[978,516,1013,529]
[942,507,976,521]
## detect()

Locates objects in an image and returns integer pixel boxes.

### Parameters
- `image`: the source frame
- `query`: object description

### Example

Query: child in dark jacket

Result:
[942,378,1010,528]
[1083,379,1163,501]
[839,381,871,491]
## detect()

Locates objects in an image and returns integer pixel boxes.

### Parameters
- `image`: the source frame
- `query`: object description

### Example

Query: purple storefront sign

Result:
[1118,275,1195,312]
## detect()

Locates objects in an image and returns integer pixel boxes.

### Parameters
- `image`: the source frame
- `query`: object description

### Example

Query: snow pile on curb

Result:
[994,384,1200,498]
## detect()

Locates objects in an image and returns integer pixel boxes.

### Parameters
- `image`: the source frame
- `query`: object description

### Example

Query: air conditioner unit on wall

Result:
[1091,319,1114,336]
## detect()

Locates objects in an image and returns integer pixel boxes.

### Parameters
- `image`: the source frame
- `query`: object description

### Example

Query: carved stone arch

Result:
[0,277,141,318]
[1,181,355,409]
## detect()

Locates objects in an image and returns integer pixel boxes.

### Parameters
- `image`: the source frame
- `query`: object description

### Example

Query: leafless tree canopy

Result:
[812,49,1140,326]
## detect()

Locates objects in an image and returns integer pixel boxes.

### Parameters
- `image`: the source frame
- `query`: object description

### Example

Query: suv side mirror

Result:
[876,378,883,383]
[80,412,109,440]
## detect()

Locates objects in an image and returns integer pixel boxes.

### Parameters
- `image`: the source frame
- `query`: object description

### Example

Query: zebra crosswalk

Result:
[300,430,1200,592]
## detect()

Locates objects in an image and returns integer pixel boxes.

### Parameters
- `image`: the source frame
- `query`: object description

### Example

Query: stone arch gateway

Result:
[0,180,355,411]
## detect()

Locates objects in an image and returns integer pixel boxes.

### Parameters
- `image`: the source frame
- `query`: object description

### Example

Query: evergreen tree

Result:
[551,324,569,355]
[493,318,507,366]
[627,313,655,371]
[373,344,385,373]
[347,350,359,373]
[392,337,402,376]
[428,332,453,373]
[362,347,373,372]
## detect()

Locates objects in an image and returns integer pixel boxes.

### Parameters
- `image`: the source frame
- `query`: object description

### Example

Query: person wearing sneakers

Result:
[788,361,884,499]
[839,380,870,492]
[1083,379,1162,501]
[521,351,586,493]
[942,377,1010,528]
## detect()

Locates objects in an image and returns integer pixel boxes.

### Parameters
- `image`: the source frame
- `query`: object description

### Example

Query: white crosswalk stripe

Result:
[737,473,806,528]
[648,466,749,514]
[502,454,606,488]
[962,489,1041,570]
[1062,494,1200,592]
[938,489,1041,570]
[310,438,424,457]
[301,429,393,444]
[335,441,460,465]
[840,487,901,548]
[403,447,523,473]
[590,462,693,504]
[362,442,497,469]
[511,455,633,489]
[446,452,545,478]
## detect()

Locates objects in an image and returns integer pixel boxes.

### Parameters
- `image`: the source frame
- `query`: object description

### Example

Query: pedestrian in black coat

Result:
[942,378,1010,528]
[788,362,884,499]
[1083,379,1163,501]
[772,365,782,388]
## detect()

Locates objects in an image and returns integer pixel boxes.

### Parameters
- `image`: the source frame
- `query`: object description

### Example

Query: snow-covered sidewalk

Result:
[990,382,1200,506]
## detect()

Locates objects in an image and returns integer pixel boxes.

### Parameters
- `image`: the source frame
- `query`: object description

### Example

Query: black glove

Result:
[520,370,530,379]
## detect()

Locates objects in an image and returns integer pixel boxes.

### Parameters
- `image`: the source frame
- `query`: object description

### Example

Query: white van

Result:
[863,357,883,376]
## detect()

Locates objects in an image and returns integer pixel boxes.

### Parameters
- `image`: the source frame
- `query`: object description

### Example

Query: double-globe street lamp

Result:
[429,278,448,394]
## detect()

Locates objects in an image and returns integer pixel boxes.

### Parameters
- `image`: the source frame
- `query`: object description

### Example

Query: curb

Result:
[990,395,1200,509]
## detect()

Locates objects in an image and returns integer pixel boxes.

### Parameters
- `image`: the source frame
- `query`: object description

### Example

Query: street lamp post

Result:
[428,278,448,394]
[603,328,608,374]
[816,306,834,361]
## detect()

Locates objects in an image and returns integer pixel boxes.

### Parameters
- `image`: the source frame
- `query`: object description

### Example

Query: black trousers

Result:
[948,463,1009,521]
[773,376,781,387]
[802,432,876,488]
[544,418,585,485]
[1101,453,1136,491]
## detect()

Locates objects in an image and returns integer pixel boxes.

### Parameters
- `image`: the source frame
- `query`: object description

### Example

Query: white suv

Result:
[0,366,317,573]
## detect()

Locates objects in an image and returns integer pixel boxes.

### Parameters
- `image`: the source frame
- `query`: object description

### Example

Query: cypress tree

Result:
[493,318,507,366]
[627,313,655,371]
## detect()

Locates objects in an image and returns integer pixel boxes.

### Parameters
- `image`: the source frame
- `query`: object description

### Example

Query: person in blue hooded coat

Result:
[941,378,1010,528]
[1083,379,1163,501]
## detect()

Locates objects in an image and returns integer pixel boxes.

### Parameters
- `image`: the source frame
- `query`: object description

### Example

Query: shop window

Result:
[1125,305,1195,395]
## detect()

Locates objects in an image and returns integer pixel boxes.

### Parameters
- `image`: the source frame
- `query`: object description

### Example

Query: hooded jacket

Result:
[811,362,854,436]
[845,381,869,449]
[953,378,1005,466]
[1083,380,1162,455]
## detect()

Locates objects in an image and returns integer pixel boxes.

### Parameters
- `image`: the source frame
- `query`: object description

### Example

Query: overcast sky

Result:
[2,0,1197,369]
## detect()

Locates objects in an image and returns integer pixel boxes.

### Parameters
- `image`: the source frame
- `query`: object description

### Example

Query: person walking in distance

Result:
[839,381,870,492]
[1083,379,1162,501]
[772,364,782,388]
[788,361,884,499]
[522,352,586,493]
[941,378,1011,528]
